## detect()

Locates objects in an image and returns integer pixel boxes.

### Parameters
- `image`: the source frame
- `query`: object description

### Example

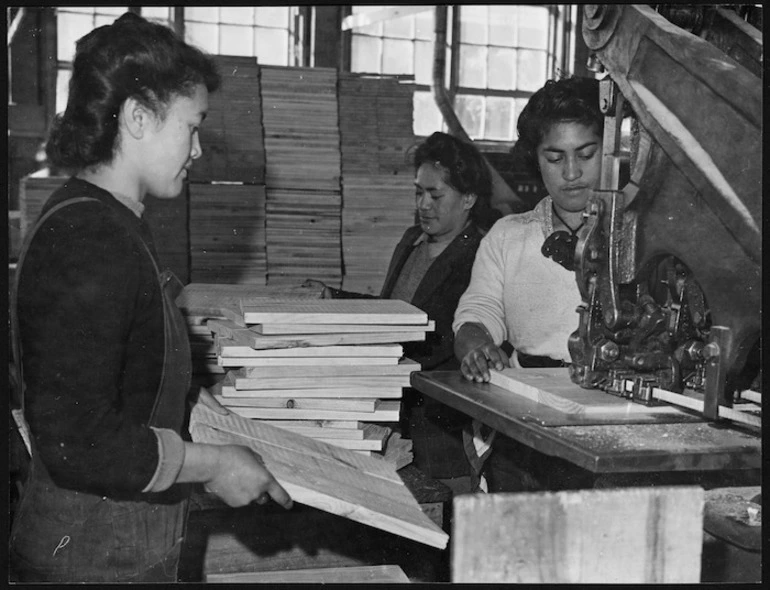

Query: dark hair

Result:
[412,131,493,223]
[513,77,603,178]
[46,12,221,171]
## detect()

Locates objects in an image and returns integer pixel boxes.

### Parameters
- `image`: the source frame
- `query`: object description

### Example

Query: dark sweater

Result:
[17,178,166,495]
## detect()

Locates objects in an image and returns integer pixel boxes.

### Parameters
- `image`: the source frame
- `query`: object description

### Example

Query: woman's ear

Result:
[120,97,152,140]
[463,192,478,210]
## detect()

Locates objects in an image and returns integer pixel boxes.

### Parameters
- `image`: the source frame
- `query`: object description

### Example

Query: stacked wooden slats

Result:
[18,175,66,243]
[206,299,431,455]
[338,73,417,295]
[144,191,189,283]
[188,56,267,285]
[261,66,343,287]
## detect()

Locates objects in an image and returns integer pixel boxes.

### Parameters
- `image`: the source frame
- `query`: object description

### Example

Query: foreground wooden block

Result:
[452,486,703,583]
[205,564,410,583]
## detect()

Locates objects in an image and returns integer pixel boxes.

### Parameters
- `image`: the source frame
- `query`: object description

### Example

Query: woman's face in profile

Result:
[536,121,603,213]
[414,163,475,242]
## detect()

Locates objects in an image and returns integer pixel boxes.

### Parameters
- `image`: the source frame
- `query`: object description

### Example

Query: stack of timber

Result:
[188,55,267,284]
[18,175,67,244]
[176,282,324,381]
[206,299,432,456]
[261,66,343,287]
[338,73,416,295]
[189,402,448,550]
[144,191,189,283]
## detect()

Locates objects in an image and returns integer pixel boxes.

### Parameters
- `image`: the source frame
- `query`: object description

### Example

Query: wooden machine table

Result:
[411,371,761,475]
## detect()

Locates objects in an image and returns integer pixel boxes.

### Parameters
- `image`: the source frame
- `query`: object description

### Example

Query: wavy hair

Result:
[46,12,221,171]
[513,77,603,178]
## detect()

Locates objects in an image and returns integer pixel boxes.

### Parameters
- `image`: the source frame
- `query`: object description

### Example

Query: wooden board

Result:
[214,395,377,412]
[220,385,403,400]
[240,299,428,325]
[233,371,411,390]
[214,338,403,358]
[189,403,447,549]
[226,400,400,422]
[176,282,322,318]
[206,564,410,584]
[235,358,418,378]
[489,368,686,416]
[212,327,424,349]
[218,356,399,367]
[451,486,703,583]
[253,320,435,334]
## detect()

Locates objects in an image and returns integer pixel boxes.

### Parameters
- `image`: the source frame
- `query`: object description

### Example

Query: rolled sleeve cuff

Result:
[142,427,186,493]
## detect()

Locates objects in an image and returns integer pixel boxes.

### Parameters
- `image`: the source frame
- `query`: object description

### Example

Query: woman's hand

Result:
[203,444,293,509]
[460,343,509,382]
[455,322,510,382]
[302,279,333,299]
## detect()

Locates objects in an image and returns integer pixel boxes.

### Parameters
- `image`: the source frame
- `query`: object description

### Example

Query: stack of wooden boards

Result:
[338,73,417,295]
[261,66,343,287]
[206,299,432,457]
[189,402,448,551]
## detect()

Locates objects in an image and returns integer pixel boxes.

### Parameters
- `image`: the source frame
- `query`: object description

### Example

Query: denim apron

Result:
[9,197,193,582]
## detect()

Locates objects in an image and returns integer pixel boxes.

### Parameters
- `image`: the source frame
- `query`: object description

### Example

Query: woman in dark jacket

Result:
[311,131,497,482]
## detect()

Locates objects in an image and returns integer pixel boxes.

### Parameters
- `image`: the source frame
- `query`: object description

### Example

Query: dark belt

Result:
[516,350,565,368]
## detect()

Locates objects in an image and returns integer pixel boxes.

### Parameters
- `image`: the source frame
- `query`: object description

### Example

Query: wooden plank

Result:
[226,400,400,422]
[260,419,361,430]
[214,395,377,412]
[233,372,411,390]
[738,389,761,404]
[489,368,685,416]
[253,320,435,334]
[189,403,448,549]
[234,358,419,378]
[240,299,428,325]
[652,387,762,429]
[220,385,403,399]
[219,356,399,367]
[451,486,703,583]
[206,564,410,584]
[215,339,403,358]
[261,423,365,440]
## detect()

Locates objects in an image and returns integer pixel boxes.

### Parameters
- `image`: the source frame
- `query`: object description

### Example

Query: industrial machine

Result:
[567,4,761,421]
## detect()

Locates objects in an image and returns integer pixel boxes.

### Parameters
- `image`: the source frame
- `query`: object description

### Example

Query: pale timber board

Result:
[214,395,377,412]
[206,565,410,584]
[451,486,703,583]
[240,299,428,325]
[216,341,403,357]
[219,356,400,367]
[176,282,321,317]
[489,368,686,416]
[260,423,365,440]
[232,372,411,390]
[189,404,448,549]
[227,401,400,422]
[220,385,403,399]
[254,320,435,334]
[260,419,360,430]
[235,358,418,378]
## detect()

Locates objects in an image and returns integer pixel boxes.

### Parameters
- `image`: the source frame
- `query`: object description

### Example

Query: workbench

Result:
[410,371,761,480]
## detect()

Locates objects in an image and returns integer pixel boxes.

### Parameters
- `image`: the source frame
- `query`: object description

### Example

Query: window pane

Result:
[382,39,413,75]
[414,8,433,41]
[185,7,219,22]
[518,6,550,49]
[141,6,172,20]
[383,12,414,39]
[455,94,484,140]
[485,96,514,141]
[255,28,289,65]
[58,7,93,14]
[185,21,218,54]
[220,25,252,56]
[351,35,382,73]
[255,6,290,27]
[95,14,117,28]
[414,90,444,137]
[517,49,547,91]
[220,7,254,25]
[489,5,517,47]
[57,12,93,62]
[96,7,126,16]
[459,5,487,44]
[414,40,433,86]
[514,97,531,136]
[458,44,486,88]
[56,69,71,115]
[351,5,383,36]
[487,46,516,91]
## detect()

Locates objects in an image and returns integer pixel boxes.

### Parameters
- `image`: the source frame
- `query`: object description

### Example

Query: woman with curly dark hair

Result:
[308,131,498,486]
[10,13,291,582]
[453,77,603,493]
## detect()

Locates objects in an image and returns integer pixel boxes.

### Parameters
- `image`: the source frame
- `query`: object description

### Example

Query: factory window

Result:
[348,5,570,143]
[54,6,299,116]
